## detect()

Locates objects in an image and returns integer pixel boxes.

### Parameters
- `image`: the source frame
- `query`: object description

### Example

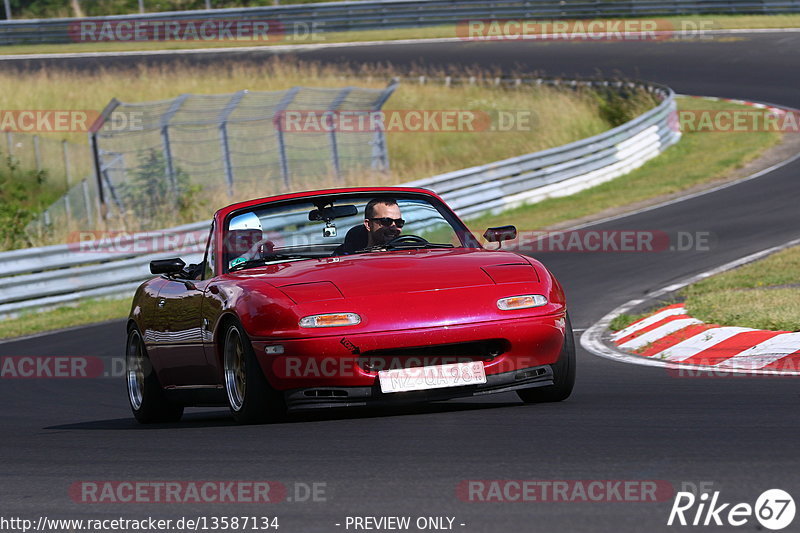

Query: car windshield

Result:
[223,193,478,272]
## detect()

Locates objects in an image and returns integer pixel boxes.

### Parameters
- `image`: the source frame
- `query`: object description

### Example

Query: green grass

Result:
[0,297,131,339]
[468,96,782,232]
[0,155,65,250]
[609,312,649,332]
[681,246,800,331]
[1,13,799,55]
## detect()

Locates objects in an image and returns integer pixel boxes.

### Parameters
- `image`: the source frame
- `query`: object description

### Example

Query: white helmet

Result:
[228,211,262,231]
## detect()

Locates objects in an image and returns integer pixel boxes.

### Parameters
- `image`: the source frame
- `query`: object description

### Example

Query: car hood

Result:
[229,248,542,300]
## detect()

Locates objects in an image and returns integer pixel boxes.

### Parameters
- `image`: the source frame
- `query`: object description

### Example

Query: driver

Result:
[364,197,404,246]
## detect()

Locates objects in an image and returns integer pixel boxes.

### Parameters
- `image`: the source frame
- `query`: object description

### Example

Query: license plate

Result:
[378,361,487,394]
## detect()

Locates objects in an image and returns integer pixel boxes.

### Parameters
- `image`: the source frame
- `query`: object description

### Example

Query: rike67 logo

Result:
[668,487,795,530]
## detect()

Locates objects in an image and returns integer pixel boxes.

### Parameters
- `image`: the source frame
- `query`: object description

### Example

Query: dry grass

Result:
[0,59,624,245]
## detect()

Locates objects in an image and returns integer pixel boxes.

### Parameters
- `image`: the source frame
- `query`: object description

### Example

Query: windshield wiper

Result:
[229,255,306,272]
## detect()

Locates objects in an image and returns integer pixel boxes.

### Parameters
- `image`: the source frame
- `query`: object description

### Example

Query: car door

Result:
[150,276,214,387]
[148,224,218,387]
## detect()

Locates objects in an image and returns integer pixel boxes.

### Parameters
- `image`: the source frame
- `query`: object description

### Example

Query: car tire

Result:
[126,326,184,423]
[223,321,286,424]
[516,313,576,403]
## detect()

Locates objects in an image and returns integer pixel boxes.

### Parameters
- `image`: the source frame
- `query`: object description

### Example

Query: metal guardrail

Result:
[1,0,799,45]
[0,78,679,318]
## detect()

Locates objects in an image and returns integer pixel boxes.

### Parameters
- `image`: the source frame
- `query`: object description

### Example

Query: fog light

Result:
[299,313,361,328]
[497,295,547,310]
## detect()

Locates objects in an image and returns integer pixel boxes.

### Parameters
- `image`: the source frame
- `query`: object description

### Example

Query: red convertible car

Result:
[126,187,574,424]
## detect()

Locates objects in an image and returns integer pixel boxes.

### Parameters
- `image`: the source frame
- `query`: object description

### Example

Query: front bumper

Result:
[251,314,566,390]
[282,364,554,411]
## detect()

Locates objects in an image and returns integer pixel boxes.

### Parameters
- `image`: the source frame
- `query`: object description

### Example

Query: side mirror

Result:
[150,258,186,275]
[483,225,517,243]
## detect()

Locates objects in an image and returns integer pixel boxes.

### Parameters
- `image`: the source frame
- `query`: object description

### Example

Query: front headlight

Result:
[497,294,548,310]
[299,313,362,328]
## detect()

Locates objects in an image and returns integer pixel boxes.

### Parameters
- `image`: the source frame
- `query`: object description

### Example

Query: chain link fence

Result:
[7,132,96,244]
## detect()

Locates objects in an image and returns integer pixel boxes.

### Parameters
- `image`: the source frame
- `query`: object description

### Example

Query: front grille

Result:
[358,339,509,372]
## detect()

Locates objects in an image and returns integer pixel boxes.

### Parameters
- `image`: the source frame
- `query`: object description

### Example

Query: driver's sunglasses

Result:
[369,217,405,228]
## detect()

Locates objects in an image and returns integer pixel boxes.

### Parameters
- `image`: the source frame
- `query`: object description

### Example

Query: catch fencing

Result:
[0,78,680,318]
[0,0,799,44]
[26,82,397,236]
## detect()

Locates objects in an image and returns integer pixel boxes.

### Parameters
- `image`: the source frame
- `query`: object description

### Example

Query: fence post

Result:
[87,98,121,221]
[370,79,399,173]
[89,133,106,220]
[33,135,41,172]
[326,87,353,182]
[273,87,300,189]
[81,178,94,228]
[62,141,73,222]
[3,0,11,20]
[218,90,247,197]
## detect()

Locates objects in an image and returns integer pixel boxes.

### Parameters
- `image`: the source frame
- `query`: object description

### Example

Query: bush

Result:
[0,153,56,250]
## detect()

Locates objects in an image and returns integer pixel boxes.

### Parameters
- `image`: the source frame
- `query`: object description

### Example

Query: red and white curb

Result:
[612,303,800,372]
[581,237,800,376]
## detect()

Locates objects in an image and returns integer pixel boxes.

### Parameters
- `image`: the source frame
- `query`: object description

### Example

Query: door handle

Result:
[158,299,166,308]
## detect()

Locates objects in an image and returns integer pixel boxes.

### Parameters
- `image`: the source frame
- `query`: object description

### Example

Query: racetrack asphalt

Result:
[1,34,799,532]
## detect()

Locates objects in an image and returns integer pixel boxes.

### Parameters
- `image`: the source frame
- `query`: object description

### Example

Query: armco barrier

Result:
[1,0,800,45]
[0,79,679,318]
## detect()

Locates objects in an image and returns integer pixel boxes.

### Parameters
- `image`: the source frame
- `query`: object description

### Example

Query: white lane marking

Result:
[618,318,702,350]
[656,327,756,361]
[716,332,800,370]
[611,306,686,341]
[2,28,800,62]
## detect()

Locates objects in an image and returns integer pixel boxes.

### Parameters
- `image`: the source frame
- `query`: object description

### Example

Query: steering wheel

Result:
[385,235,429,247]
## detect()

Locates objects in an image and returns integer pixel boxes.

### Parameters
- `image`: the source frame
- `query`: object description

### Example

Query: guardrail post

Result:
[273,87,300,189]
[326,87,353,182]
[217,90,247,197]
